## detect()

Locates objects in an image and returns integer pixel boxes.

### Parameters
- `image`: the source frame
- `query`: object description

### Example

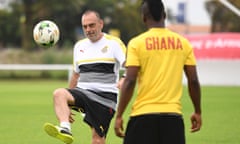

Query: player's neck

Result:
[148,23,165,29]
[147,20,165,29]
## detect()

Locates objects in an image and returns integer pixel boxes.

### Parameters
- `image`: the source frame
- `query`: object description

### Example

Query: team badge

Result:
[101,46,108,53]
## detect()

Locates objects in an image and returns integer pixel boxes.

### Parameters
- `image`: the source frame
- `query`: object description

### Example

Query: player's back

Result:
[126,28,196,116]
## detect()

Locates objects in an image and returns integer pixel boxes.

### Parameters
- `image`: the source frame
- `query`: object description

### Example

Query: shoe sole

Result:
[44,123,73,144]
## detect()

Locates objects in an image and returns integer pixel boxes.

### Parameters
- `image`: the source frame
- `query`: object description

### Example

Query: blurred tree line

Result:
[1,0,240,51]
[0,0,145,50]
[205,0,240,32]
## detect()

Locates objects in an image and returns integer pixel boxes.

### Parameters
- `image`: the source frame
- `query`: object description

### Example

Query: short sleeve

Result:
[184,40,196,65]
[113,38,126,66]
[126,39,140,66]
[73,42,80,73]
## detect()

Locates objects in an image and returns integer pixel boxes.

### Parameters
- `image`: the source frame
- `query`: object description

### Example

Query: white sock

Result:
[60,122,71,130]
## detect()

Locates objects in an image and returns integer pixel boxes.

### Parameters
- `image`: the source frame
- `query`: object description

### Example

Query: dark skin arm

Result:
[114,66,139,138]
[114,65,202,137]
[184,65,202,132]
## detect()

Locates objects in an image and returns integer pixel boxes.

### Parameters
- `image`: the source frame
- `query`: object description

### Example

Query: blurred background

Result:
[0,0,240,85]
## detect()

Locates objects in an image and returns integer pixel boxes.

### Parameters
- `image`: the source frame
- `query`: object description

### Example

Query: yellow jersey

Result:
[126,28,196,116]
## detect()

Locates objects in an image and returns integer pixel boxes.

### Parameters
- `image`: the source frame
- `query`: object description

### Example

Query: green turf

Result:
[0,80,239,144]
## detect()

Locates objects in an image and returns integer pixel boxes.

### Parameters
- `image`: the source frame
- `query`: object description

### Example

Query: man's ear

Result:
[163,11,166,19]
[100,19,104,29]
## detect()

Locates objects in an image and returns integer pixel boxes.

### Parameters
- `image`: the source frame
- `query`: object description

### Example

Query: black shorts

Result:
[124,113,185,144]
[67,88,115,137]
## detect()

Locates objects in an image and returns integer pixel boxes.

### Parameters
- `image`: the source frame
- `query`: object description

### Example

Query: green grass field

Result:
[0,79,239,144]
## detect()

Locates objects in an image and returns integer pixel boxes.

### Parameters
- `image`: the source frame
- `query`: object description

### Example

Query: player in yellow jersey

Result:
[114,0,202,144]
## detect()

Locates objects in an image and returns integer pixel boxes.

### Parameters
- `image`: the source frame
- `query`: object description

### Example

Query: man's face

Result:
[81,12,103,42]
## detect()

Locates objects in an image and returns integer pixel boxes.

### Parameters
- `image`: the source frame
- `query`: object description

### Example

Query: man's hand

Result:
[114,116,125,138]
[190,113,202,132]
[117,77,125,89]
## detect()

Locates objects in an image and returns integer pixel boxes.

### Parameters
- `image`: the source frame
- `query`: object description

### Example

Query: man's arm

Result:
[114,66,139,137]
[69,71,80,89]
[184,65,202,132]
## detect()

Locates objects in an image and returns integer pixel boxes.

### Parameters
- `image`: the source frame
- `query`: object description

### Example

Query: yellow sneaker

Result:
[44,122,74,144]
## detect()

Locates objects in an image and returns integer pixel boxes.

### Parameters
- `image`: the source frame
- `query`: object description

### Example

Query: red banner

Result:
[185,33,240,59]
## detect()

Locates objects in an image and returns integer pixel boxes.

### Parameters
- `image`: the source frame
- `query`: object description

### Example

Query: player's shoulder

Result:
[104,33,124,43]
[167,29,190,41]
[128,31,147,45]
[104,33,118,40]
[104,33,126,49]
[74,38,89,47]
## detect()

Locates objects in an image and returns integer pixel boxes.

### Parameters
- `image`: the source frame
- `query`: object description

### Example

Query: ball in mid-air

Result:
[33,20,60,47]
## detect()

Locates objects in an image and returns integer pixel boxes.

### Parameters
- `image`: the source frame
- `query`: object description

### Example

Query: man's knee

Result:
[53,88,75,105]
[53,88,66,98]
[92,137,105,144]
[92,129,105,144]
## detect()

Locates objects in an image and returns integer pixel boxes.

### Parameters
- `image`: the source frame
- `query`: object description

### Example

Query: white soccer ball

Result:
[33,20,60,47]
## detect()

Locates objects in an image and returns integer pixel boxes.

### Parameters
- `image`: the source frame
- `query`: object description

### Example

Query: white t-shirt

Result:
[72,33,126,109]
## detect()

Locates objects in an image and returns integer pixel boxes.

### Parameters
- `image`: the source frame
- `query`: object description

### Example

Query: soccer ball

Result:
[33,20,60,47]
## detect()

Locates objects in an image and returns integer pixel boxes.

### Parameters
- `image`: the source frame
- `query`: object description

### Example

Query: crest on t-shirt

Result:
[101,46,108,53]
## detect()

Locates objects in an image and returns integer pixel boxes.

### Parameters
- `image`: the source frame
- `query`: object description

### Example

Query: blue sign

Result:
[177,2,186,23]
